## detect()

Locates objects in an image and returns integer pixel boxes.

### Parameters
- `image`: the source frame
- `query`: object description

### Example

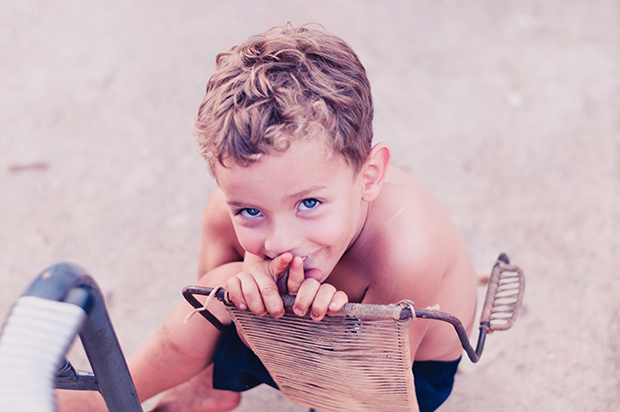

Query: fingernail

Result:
[294,307,304,316]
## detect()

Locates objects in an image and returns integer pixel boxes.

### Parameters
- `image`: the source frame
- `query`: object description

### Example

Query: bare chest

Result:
[323,241,381,304]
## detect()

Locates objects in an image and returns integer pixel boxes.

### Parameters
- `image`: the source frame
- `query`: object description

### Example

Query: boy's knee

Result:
[197,189,244,278]
[202,190,231,232]
[198,262,244,287]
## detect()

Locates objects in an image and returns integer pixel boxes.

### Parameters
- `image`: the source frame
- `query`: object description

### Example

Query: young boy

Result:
[59,24,478,412]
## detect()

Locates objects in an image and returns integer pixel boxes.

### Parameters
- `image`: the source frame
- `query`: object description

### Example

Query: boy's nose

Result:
[264,220,300,259]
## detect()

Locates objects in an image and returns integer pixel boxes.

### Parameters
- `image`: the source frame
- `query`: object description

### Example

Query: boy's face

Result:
[215,138,367,282]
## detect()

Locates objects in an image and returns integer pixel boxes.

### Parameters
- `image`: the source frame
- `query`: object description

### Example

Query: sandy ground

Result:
[1,1,619,411]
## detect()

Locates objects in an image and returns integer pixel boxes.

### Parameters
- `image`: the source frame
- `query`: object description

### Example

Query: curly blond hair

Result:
[195,24,374,176]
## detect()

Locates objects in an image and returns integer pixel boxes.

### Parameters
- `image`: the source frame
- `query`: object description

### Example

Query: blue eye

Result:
[239,208,263,218]
[299,198,319,211]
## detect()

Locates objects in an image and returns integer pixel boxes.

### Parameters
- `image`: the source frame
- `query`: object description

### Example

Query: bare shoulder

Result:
[354,167,478,360]
[360,167,476,309]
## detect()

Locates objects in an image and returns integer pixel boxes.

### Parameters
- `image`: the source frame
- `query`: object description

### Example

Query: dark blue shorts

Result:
[213,324,460,412]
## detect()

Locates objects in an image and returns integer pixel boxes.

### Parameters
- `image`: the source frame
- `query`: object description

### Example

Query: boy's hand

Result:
[226,253,348,321]
[292,278,348,321]
[226,253,293,318]
[284,255,348,321]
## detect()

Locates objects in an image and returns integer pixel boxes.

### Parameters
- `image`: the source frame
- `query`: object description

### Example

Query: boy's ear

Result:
[359,143,391,202]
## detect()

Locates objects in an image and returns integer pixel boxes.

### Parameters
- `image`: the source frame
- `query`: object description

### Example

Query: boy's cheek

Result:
[235,232,262,256]
[311,222,350,248]
[232,223,260,249]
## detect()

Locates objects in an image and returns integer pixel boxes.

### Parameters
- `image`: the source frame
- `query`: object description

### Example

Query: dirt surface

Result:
[1,1,619,411]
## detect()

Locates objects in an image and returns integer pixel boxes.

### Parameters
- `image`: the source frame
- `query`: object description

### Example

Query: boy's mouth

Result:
[301,254,314,271]
[298,254,325,282]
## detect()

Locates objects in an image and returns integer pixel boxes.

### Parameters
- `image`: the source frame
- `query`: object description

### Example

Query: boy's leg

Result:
[150,365,239,412]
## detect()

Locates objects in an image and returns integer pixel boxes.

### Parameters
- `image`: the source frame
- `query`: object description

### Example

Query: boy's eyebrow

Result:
[226,186,328,208]
[286,185,328,201]
[226,200,252,209]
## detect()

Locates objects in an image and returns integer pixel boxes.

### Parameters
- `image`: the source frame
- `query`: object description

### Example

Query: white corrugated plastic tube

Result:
[0,296,86,412]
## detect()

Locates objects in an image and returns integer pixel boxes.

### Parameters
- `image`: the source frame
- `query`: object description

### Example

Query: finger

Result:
[287,256,305,295]
[235,273,268,316]
[292,278,320,317]
[252,271,285,318]
[309,283,338,321]
[225,276,248,311]
[268,252,293,279]
[328,291,349,312]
